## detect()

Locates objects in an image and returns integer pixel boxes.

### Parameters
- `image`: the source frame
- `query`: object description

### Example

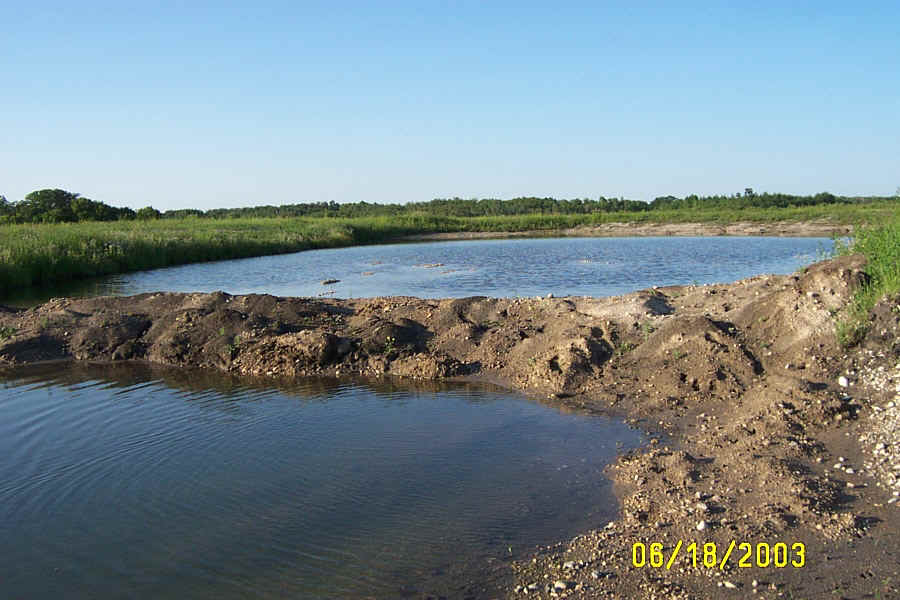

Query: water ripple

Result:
[0,363,643,599]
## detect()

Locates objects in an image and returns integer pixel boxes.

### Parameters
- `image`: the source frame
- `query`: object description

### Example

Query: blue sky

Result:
[2,1,898,210]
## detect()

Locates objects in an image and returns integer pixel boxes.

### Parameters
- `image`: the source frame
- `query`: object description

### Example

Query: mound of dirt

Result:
[1,253,897,599]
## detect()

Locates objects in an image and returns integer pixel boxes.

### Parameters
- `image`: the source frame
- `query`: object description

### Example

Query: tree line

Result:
[0,187,894,224]
[0,189,158,224]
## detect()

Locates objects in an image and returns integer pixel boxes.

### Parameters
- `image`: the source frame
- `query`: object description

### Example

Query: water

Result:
[0,363,644,599]
[7,236,833,306]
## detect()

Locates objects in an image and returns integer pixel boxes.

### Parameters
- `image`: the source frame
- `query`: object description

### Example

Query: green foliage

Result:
[3,187,898,225]
[615,341,636,355]
[1,189,134,224]
[0,325,17,340]
[835,214,900,347]
[136,206,161,220]
[154,191,891,220]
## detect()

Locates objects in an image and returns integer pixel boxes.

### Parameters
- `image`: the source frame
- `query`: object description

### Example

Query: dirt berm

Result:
[1,254,898,599]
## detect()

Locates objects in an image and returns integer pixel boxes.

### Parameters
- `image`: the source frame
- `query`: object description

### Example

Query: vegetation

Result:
[2,187,898,224]
[1,187,898,299]
[0,189,136,223]
[835,213,900,347]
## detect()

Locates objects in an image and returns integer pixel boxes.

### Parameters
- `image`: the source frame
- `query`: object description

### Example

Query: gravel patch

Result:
[854,350,900,502]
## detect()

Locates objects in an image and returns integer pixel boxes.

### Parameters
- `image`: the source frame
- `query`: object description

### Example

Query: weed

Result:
[641,321,655,339]
[672,349,686,360]
[383,336,396,354]
[615,341,636,356]
[0,325,16,340]
[228,334,242,354]
[835,214,900,347]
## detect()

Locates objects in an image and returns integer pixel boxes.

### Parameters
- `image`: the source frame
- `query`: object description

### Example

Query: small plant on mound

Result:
[835,214,900,347]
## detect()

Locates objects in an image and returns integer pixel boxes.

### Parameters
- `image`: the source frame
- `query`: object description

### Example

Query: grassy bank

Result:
[835,213,900,346]
[2,200,898,298]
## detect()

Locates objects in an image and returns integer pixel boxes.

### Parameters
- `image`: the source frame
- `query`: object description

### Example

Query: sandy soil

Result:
[402,220,852,242]
[1,253,897,599]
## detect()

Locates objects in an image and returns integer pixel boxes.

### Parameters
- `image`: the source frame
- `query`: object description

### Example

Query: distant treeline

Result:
[0,189,152,224]
[1,187,895,224]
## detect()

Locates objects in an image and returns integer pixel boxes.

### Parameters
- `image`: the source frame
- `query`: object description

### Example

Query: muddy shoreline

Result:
[1,253,897,599]
[400,220,852,242]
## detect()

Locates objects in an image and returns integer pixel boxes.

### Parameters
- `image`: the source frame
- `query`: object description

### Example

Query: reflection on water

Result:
[4,236,833,306]
[0,363,644,599]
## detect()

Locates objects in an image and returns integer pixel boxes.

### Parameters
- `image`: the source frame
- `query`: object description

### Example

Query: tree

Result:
[0,195,12,223]
[20,189,79,223]
[136,206,161,220]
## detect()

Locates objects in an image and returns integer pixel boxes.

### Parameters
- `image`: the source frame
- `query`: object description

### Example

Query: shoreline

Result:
[0,253,897,598]
[399,220,852,242]
[0,217,855,300]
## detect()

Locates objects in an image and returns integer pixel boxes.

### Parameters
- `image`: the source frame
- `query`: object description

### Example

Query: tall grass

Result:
[835,213,900,346]
[0,218,355,295]
[1,200,898,298]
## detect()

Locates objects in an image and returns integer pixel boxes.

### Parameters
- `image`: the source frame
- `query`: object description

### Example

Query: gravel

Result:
[854,351,900,501]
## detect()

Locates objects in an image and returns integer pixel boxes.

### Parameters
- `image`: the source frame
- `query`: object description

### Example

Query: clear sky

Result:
[2,1,898,211]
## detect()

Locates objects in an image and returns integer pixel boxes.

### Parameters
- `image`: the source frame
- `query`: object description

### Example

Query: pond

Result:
[0,363,645,599]
[7,236,833,306]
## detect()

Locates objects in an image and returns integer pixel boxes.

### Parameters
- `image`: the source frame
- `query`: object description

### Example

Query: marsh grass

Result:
[2,200,897,298]
[835,214,900,346]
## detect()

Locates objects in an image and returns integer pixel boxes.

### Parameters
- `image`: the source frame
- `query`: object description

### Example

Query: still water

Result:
[8,236,833,305]
[0,363,644,599]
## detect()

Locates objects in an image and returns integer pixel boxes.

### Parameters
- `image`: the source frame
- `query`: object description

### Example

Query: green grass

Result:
[1,200,898,298]
[835,213,900,346]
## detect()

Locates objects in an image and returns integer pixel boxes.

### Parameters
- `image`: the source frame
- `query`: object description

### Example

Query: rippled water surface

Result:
[0,364,644,599]
[9,236,833,305]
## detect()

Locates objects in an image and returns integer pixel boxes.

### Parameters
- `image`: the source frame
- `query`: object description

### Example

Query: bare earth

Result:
[402,220,852,242]
[1,253,898,599]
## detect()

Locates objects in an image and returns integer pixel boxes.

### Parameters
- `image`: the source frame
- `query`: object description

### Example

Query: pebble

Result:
[838,376,849,387]
[696,520,707,531]
[553,580,569,591]
[855,357,900,497]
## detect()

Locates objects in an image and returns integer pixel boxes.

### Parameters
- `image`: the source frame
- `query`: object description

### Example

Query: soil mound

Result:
[1,254,897,599]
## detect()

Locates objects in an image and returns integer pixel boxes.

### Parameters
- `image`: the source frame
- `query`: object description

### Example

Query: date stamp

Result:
[632,541,805,570]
